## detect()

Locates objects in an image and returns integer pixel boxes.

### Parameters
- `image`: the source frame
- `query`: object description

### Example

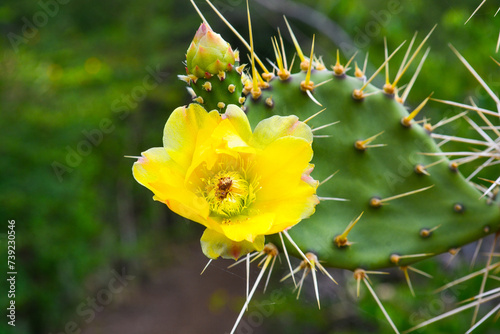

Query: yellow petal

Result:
[219,213,275,243]
[161,197,223,231]
[301,164,319,188]
[223,104,253,142]
[259,183,319,234]
[250,115,313,149]
[163,104,220,169]
[132,147,213,228]
[250,134,318,235]
[132,147,184,189]
[253,136,313,196]
[186,113,255,180]
[200,228,264,260]
[211,118,249,149]
[134,104,320,255]
[210,105,254,152]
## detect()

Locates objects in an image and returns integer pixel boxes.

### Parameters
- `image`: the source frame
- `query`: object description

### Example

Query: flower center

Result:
[204,170,252,217]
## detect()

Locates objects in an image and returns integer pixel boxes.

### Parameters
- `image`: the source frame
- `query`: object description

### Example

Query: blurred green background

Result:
[1,0,499,333]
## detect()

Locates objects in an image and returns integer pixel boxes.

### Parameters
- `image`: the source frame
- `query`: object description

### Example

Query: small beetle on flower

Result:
[132,104,319,260]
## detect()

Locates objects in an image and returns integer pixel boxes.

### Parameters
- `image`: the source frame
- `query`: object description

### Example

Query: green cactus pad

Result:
[187,68,244,112]
[245,70,500,270]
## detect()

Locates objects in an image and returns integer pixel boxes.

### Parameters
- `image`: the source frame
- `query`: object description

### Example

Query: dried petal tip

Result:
[186,23,236,78]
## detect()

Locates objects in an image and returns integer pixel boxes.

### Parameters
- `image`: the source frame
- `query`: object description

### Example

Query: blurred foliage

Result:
[0,0,200,332]
[0,0,498,333]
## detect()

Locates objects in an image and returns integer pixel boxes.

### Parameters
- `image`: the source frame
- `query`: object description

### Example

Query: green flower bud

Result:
[186,23,237,78]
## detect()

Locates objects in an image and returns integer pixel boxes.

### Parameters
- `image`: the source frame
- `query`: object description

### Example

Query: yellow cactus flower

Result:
[133,104,319,260]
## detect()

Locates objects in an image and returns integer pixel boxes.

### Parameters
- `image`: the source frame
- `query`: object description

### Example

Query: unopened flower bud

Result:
[186,23,236,78]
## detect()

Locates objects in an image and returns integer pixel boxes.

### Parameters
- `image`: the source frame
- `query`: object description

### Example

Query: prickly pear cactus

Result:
[180,23,244,112]
[134,1,500,333]
[180,23,500,270]
[245,67,500,270]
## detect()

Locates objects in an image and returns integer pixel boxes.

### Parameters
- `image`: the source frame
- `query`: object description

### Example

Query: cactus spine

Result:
[168,1,500,333]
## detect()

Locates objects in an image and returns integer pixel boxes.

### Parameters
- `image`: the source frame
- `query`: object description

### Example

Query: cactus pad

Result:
[245,70,500,270]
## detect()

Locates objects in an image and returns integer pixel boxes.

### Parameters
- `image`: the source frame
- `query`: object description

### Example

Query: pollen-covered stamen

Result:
[216,176,232,199]
[204,171,253,217]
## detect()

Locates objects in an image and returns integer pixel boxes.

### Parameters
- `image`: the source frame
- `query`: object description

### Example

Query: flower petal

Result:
[200,228,264,260]
[133,147,186,189]
[160,197,220,232]
[163,104,220,169]
[258,183,319,234]
[250,134,318,234]
[250,115,313,149]
[134,104,319,259]
[223,104,253,143]
[219,213,275,243]
[186,106,255,179]
[253,136,313,192]
[211,119,250,150]
[132,147,214,229]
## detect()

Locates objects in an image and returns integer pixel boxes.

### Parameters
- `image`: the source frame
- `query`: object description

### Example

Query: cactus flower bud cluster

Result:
[186,23,237,78]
